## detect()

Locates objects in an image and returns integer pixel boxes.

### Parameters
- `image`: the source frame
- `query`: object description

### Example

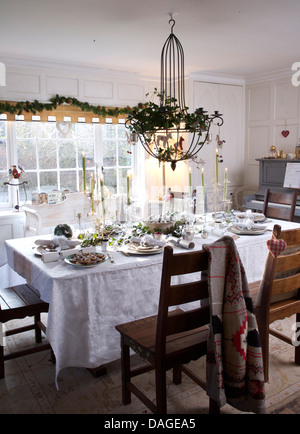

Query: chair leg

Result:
[0,344,4,379]
[209,398,220,414]
[120,336,131,405]
[258,321,269,383]
[295,313,300,366]
[173,365,182,385]
[34,314,42,343]
[155,367,167,413]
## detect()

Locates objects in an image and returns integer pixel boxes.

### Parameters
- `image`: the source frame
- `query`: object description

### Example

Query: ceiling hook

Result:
[168,13,177,33]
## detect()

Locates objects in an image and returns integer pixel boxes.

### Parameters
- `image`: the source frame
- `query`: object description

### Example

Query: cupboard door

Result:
[192,81,244,192]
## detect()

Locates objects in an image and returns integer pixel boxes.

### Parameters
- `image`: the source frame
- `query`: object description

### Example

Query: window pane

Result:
[59,140,76,168]
[15,122,35,138]
[38,123,57,139]
[104,168,117,193]
[19,172,38,202]
[118,139,132,166]
[60,171,77,191]
[78,140,95,168]
[103,141,116,167]
[77,123,94,138]
[0,173,8,203]
[17,139,37,170]
[39,139,57,170]
[0,139,7,170]
[40,171,58,192]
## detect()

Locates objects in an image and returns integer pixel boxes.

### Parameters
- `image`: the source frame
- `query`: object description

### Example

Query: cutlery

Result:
[107,253,114,263]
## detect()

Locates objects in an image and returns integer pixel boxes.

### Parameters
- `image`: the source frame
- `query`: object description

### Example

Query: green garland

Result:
[0,94,145,118]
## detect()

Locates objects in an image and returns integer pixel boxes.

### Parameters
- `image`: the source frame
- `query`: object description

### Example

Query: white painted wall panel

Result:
[46,75,79,97]
[83,79,113,99]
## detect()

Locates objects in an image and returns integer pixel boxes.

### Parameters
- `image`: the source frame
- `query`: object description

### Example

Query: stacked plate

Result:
[229,224,267,236]
[122,242,164,255]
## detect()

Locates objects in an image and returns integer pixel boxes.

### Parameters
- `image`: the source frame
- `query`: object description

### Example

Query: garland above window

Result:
[0,94,142,118]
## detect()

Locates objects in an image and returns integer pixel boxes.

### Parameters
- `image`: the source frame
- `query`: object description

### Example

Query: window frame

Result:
[0,119,143,210]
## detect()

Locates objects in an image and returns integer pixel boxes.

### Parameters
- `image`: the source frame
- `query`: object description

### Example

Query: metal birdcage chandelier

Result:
[125,16,223,171]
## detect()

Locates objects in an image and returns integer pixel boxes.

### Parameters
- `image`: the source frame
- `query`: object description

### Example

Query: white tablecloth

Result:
[1,218,299,386]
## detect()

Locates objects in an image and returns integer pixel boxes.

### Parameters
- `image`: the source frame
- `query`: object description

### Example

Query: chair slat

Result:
[166,280,208,307]
[275,251,300,273]
[271,273,300,296]
[166,306,210,336]
[168,251,208,276]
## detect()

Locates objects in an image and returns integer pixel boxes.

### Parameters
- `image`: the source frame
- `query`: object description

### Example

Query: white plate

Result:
[229,225,267,236]
[121,244,164,255]
[65,253,108,267]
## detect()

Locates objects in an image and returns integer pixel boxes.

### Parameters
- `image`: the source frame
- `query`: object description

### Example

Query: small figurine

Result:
[9,165,24,180]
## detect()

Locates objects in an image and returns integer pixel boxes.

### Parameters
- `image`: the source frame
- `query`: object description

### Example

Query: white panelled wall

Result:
[190,79,244,205]
[245,75,300,187]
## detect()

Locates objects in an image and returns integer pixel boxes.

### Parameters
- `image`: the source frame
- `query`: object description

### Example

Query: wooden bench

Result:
[0,284,50,379]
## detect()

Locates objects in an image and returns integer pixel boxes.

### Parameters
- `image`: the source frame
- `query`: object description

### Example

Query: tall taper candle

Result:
[90,173,94,212]
[100,177,106,217]
[224,167,228,200]
[82,153,86,193]
[126,173,130,205]
[126,170,133,205]
[189,166,192,196]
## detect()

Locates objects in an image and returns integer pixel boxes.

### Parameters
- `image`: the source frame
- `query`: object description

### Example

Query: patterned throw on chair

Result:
[203,236,266,414]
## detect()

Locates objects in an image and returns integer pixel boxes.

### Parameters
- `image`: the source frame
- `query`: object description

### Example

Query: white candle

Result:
[223,168,228,199]
[82,153,86,192]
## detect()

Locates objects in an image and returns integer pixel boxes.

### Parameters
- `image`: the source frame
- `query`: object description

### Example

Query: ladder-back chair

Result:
[115,245,219,414]
[263,189,297,222]
[249,225,300,382]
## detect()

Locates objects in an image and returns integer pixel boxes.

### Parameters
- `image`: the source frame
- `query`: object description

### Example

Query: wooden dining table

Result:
[0,217,299,387]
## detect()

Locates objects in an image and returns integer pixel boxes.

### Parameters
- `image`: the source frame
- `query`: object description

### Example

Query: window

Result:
[0,120,135,208]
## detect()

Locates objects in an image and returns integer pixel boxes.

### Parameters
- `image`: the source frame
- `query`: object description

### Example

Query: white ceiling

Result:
[1,0,300,79]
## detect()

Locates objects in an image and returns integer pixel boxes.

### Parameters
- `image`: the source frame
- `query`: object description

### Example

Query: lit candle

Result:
[90,173,94,194]
[90,173,94,212]
[215,149,219,184]
[127,170,133,205]
[100,177,106,217]
[201,167,205,187]
[189,166,192,196]
[82,153,86,193]
[223,168,228,200]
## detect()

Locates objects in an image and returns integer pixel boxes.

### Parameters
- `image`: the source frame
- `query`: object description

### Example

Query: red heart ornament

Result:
[267,238,287,258]
[281,130,290,138]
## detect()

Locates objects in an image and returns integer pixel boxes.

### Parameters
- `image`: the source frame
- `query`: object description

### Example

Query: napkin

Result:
[35,236,80,250]
[41,252,60,263]
[237,219,266,230]
[131,235,166,247]
[168,237,195,250]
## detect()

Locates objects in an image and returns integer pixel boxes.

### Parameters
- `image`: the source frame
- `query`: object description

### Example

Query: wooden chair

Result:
[115,245,219,414]
[0,283,51,379]
[263,188,297,221]
[249,225,300,382]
